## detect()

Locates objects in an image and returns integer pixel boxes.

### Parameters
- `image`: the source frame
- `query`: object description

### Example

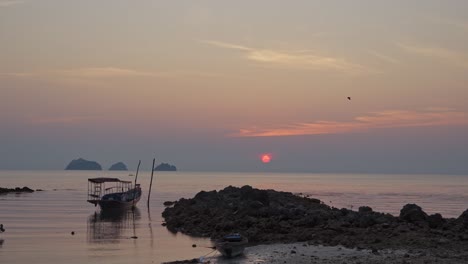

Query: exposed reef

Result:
[162,185,468,261]
[0,186,34,194]
[65,158,102,170]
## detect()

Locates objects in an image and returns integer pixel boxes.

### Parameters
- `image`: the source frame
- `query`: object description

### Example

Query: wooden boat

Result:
[215,234,248,258]
[87,177,141,210]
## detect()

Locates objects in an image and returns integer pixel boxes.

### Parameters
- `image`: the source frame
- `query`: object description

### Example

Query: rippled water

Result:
[0,170,467,263]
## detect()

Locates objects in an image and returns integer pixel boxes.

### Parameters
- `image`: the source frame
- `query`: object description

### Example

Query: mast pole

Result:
[133,160,141,208]
[147,158,156,207]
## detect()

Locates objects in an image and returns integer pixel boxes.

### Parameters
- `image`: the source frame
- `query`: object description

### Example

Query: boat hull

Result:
[87,187,142,210]
[215,237,248,258]
[98,196,141,210]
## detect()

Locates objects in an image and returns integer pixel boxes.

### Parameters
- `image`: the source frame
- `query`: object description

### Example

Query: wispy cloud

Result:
[432,18,468,32]
[369,51,399,64]
[202,40,375,75]
[231,109,468,137]
[29,116,103,125]
[397,43,468,68]
[55,67,160,78]
[0,0,24,7]
[0,68,156,78]
[0,72,37,77]
[1,67,221,79]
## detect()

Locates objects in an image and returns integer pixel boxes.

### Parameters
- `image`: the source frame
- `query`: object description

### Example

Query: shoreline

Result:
[165,241,466,264]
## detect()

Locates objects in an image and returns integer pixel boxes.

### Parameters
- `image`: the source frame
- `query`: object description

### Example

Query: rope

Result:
[198,249,218,263]
[201,248,217,258]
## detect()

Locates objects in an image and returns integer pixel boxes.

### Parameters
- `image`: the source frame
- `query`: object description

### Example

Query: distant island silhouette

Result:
[154,163,177,171]
[65,158,102,170]
[109,162,128,171]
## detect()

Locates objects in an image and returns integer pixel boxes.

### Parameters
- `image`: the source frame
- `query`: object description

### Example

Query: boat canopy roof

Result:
[88,177,132,184]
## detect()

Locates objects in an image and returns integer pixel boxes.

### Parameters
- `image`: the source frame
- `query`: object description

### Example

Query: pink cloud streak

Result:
[232,109,468,137]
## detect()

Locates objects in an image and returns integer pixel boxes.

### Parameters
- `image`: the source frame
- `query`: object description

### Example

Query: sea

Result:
[0,170,467,264]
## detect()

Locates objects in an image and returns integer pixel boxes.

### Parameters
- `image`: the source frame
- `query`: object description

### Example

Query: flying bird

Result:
[347,97,351,100]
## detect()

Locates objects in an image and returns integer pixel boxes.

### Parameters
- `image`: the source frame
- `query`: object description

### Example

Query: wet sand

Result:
[171,242,466,264]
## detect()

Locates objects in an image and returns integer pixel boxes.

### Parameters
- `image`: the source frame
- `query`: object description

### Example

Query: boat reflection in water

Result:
[87,208,141,243]
[0,224,4,247]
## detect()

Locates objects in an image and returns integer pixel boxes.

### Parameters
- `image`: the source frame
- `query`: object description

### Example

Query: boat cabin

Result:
[87,177,140,207]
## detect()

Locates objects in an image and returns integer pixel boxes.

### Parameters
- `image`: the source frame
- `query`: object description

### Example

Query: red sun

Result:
[261,154,271,163]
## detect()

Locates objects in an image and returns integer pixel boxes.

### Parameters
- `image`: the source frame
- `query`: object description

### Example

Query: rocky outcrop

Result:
[162,185,468,256]
[399,204,428,224]
[0,187,34,194]
[154,163,177,171]
[109,162,128,171]
[65,158,102,170]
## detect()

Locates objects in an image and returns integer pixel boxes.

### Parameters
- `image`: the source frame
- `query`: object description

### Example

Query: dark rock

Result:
[20,187,34,192]
[0,186,35,194]
[65,158,102,170]
[194,190,217,200]
[164,201,176,207]
[381,223,391,228]
[400,204,428,223]
[357,214,376,228]
[458,209,468,227]
[427,213,444,228]
[109,162,128,171]
[161,185,468,255]
[249,200,265,209]
[458,209,468,220]
[359,206,373,213]
[154,163,177,171]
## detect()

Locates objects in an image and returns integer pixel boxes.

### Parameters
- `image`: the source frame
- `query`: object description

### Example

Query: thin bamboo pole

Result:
[147,158,156,207]
[132,160,141,209]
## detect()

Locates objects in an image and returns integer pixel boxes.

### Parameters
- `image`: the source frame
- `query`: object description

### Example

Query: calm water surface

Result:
[0,170,467,264]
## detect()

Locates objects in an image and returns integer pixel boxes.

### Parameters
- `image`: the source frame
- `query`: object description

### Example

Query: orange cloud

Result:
[232,109,468,137]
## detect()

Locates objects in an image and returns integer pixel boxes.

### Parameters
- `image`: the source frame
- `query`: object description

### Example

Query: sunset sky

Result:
[1,0,467,173]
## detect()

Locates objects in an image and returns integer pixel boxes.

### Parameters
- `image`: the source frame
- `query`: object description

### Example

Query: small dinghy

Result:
[215,233,248,258]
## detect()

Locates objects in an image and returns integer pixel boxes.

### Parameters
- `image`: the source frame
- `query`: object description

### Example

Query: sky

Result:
[1,0,467,173]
